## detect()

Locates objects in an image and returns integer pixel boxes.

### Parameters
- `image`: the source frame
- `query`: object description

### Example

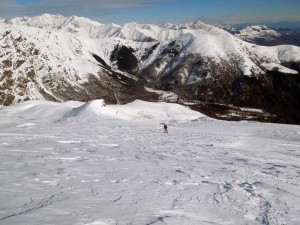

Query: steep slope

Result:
[0,16,157,105]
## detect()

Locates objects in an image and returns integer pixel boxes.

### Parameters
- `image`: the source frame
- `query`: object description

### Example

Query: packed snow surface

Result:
[0,100,299,225]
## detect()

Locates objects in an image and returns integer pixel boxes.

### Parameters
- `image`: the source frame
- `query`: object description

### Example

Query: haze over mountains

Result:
[0,14,300,123]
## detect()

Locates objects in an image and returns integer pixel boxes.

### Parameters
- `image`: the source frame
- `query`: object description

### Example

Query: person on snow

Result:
[163,124,168,134]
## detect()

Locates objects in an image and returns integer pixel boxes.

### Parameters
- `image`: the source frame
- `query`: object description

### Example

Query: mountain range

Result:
[0,14,300,123]
[231,25,300,47]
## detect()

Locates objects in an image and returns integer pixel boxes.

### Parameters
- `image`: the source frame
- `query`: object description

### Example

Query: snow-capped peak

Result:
[59,15,104,29]
[11,14,67,28]
[238,25,281,38]
[187,20,210,29]
[161,20,210,30]
[9,14,105,38]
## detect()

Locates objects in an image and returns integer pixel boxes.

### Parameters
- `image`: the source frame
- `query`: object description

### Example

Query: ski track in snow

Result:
[0,102,300,225]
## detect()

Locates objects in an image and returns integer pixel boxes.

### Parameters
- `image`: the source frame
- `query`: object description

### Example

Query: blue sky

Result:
[1,0,300,26]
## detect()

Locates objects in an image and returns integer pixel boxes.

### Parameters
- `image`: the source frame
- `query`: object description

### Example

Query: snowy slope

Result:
[0,22,103,103]
[0,17,155,105]
[0,100,299,224]
[0,14,300,105]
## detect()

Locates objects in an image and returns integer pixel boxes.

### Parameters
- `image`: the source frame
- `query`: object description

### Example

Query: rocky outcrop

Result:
[110,45,139,74]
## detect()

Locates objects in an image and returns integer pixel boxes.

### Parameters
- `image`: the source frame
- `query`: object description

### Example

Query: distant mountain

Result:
[215,24,238,34]
[1,14,300,123]
[234,25,300,47]
[236,25,281,42]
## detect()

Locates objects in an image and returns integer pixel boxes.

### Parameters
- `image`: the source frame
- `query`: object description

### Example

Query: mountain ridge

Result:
[1,14,300,123]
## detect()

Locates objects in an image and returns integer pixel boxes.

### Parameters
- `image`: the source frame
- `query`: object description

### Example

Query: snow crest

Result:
[69,99,113,117]
[0,99,205,124]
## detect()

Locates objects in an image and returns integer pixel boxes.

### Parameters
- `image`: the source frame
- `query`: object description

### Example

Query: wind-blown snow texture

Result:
[0,100,299,225]
[0,14,300,105]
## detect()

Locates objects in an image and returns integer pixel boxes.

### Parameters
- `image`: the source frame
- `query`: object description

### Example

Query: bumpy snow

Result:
[0,100,299,225]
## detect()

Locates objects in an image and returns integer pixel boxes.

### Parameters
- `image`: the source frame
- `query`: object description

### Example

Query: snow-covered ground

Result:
[0,100,299,225]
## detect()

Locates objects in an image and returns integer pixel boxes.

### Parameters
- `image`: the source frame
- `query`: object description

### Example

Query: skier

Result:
[163,124,168,134]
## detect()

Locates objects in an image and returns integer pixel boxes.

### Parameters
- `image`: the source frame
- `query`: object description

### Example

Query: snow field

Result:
[0,100,299,224]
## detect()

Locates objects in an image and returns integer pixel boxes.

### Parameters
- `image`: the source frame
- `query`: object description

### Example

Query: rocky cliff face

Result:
[0,14,300,123]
